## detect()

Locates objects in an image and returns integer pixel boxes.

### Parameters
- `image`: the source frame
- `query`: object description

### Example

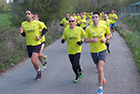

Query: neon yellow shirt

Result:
[40,22,47,43]
[109,13,118,23]
[77,15,81,20]
[71,16,78,25]
[21,20,45,46]
[99,20,107,26]
[85,25,110,53]
[84,15,87,19]
[100,13,104,20]
[78,19,87,28]
[60,18,70,29]
[88,19,93,26]
[62,26,85,54]
[104,19,113,30]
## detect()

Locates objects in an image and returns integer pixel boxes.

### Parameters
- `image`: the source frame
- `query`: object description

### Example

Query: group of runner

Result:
[19,8,117,94]
[60,10,117,94]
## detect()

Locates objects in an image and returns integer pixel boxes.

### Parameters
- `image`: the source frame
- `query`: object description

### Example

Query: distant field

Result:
[0,13,12,27]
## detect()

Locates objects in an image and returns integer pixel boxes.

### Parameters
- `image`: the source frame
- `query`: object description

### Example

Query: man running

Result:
[20,9,48,81]
[109,9,118,36]
[33,14,48,71]
[60,12,70,30]
[72,12,78,25]
[84,12,112,94]
[77,14,87,30]
[61,17,85,83]
[103,12,114,54]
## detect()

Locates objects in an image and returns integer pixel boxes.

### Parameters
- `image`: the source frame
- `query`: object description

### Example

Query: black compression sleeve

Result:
[60,24,63,26]
[41,28,48,37]
[21,32,25,37]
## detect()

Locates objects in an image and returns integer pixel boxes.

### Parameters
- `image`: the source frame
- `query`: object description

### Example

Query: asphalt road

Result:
[0,31,140,94]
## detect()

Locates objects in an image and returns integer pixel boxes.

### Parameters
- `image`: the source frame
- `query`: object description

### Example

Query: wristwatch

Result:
[106,37,108,40]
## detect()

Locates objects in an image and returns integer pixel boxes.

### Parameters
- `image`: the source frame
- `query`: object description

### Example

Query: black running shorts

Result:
[27,44,41,58]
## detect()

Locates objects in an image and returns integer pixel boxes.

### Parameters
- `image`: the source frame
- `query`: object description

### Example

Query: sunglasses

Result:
[92,16,98,18]
[69,20,75,22]
[25,13,31,15]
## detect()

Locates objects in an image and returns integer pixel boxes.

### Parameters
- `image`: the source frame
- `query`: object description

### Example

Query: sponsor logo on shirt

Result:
[93,35,103,39]
[27,30,35,33]
[69,37,77,40]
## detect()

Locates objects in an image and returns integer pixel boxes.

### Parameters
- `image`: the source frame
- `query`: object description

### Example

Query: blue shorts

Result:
[113,23,116,28]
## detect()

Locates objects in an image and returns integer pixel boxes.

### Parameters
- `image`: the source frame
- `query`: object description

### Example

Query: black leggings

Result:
[68,53,82,76]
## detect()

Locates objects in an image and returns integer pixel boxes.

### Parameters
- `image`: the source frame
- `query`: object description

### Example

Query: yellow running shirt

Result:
[108,13,118,23]
[99,20,107,26]
[88,20,107,26]
[88,19,93,26]
[78,19,87,28]
[105,19,113,30]
[60,18,70,29]
[62,26,85,54]
[100,13,104,20]
[85,25,110,53]
[40,22,47,43]
[21,20,45,46]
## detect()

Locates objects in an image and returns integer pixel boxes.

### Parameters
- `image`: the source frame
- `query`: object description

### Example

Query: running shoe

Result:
[41,65,47,71]
[107,49,111,54]
[103,78,106,84]
[97,88,103,94]
[79,66,83,78]
[74,76,79,83]
[35,70,43,81]
[44,55,48,65]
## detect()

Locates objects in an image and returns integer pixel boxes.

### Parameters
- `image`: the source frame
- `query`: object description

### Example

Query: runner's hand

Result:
[19,27,23,34]
[36,36,40,41]
[100,38,106,43]
[39,29,42,33]
[77,41,83,45]
[91,38,98,43]
[61,39,65,44]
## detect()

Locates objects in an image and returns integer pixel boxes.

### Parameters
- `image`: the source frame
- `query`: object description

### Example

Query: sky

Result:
[6,0,13,3]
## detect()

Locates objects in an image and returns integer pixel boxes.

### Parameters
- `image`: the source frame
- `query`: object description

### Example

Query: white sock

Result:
[99,86,103,90]
[37,68,40,72]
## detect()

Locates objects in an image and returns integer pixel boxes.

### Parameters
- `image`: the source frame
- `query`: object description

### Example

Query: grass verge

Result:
[116,23,140,72]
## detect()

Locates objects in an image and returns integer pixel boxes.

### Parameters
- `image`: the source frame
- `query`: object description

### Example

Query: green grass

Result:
[121,15,140,36]
[0,13,12,27]
[116,17,140,72]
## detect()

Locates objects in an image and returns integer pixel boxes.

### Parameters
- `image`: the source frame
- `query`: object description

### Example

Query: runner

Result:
[84,12,112,94]
[109,9,118,36]
[19,9,48,81]
[77,14,87,31]
[61,17,85,83]
[103,12,114,54]
[100,11,104,20]
[33,14,48,71]
[72,12,78,25]
[76,12,81,25]
[60,12,70,30]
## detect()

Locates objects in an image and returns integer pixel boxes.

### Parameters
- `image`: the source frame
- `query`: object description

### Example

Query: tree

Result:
[10,0,74,26]
[0,0,9,12]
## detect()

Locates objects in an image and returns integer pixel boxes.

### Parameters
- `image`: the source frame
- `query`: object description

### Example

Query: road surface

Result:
[0,31,140,94]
